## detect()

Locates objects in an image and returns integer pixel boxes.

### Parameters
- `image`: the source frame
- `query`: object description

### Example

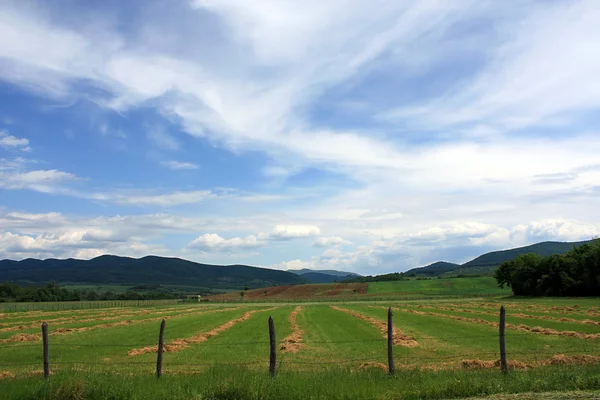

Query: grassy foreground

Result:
[2,365,599,400]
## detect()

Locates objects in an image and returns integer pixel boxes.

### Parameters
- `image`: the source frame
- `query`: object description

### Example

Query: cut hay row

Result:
[413,304,600,327]
[444,302,600,317]
[358,355,600,373]
[128,307,279,356]
[396,308,600,340]
[0,307,240,344]
[0,303,209,322]
[330,306,419,347]
[0,307,140,320]
[460,354,600,370]
[0,306,216,332]
[280,306,303,353]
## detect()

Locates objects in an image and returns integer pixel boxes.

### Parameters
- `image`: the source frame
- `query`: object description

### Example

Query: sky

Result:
[1,0,599,275]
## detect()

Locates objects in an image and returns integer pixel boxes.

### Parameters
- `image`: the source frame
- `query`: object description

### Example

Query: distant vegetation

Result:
[0,282,181,302]
[495,239,600,296]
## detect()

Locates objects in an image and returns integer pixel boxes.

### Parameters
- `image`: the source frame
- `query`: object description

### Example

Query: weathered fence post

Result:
[499,306,507,374]
[42,322,49,379]
[268,316,276,377]
[388,307,395,375]
[156,319,166,378]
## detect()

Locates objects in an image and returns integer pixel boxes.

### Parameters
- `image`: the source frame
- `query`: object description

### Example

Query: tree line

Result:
[495,239,600,296]
[0,282,181,302]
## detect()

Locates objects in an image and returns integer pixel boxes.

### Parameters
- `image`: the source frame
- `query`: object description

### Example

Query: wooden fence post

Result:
[42,322,49,379]
[156,319,166,378]
[499,306,507,373]
[268,316,276,377]
[388,307,395,375]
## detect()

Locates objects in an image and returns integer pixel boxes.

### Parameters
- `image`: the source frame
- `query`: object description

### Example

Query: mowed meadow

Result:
[1,292,600,399]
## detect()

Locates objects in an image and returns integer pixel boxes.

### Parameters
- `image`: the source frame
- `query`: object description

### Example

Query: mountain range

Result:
[288,268,361,283]
[0,239,593,290]
[405,240,593,277]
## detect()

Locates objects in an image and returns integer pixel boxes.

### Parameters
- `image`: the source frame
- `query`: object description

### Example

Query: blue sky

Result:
[1,0,599,274]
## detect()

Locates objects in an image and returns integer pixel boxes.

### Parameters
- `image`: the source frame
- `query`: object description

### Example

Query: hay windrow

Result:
[0,371,16,380]
[397,308,600,340]
[461,359,531,370]
[357,362,387,371]
[0,306,213,332]
[413,304,600,327]
[128,307,278,356]
[547,354,600,365]
[330,306,419,347]
[0,307,239,344]
[280,306,304,353]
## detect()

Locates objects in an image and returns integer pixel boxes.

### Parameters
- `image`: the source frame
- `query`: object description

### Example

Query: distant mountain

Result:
[405,261,461,276]
[462,240,592,269]
[405,240,593,277]
[0,255,308,290]
[299,272,350,283]
[288,268,361,277]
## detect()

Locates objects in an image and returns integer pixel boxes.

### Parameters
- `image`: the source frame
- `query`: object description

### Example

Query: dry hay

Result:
[1,333,41,343]
[0,371,16,380]
[422,304,600,327]
[0,306,212,333]
[280,306,304,353]
[128,307,278,356]
[546,354,600,366]
[397,308,600,340]
[330,306,419,347]
[461,359,531,370]
[0,307,239,344]
[357,362,387,371]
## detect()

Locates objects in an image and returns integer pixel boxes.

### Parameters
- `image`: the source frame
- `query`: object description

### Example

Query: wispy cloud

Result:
[0,1,599,271]
[0,130,31,151]
[160,160,199,170]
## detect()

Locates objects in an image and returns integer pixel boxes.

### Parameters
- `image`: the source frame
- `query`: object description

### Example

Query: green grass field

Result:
[0,296,598,400]
[367,277,509,295]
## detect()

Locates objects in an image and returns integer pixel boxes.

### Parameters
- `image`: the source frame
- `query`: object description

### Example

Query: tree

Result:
[495,240,600,297]
[240,291,245,300]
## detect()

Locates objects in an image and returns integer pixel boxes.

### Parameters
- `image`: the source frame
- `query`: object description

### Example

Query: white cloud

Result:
[188,233,263,252]
[160,160,199,170]
[0,168,79,193]
[0,130,31,151]
[113,190,213,206]
[266,224,321,240]
[1,1,600,272]
[313,236,352,247]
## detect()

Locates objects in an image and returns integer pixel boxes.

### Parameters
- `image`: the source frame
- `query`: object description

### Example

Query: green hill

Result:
[0,255,308,290]
[404,261,460,276]
[405,240,593,277]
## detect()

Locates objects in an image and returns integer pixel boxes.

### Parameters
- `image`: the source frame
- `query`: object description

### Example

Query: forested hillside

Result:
[0,255,307,290]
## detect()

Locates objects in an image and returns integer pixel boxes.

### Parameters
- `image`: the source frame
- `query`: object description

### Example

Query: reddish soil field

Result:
[207,283,368,301]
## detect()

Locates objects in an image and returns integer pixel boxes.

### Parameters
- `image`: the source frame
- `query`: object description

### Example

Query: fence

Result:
[3,306,599,380]
[0,299,179,313]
